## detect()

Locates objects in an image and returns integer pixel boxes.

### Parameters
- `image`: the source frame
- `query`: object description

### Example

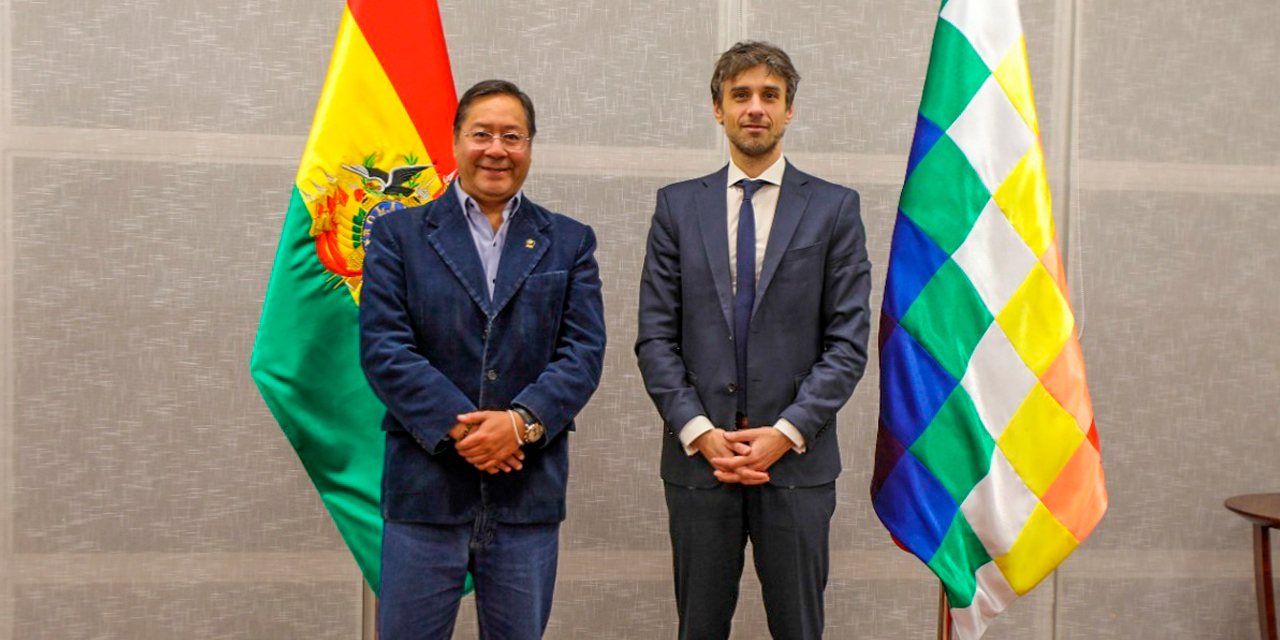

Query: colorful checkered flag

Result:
[871,1,1107,637]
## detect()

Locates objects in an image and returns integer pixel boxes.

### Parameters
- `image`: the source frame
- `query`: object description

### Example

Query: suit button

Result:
[727,383,738,394]
[486,369,498,381]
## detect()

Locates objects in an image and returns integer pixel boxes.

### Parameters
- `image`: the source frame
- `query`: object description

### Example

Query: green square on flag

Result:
[898,260,993,380]
[910,387,995,505]
[900,135,990,255]
[919,20,992,130]
[927,514,992,609]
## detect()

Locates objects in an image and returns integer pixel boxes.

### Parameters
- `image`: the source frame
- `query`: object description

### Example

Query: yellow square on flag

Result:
[993,38,1038,136]
[997,265,1072,376]
[994,504,1078,595]
[993,146,1054,256]
[998,384,1083,497]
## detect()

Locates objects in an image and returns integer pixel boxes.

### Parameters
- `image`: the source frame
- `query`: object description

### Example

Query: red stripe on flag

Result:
[347,0,458,179]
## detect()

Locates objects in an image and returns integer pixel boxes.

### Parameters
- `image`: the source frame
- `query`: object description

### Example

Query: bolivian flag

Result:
[872,0,1106,637]
[250,0,456,593]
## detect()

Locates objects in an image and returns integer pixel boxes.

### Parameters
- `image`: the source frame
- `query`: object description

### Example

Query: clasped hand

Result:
[695,427,793,485]
[449,411,525,474]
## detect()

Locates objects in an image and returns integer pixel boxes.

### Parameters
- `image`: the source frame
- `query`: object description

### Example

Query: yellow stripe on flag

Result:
[295,9,440,197]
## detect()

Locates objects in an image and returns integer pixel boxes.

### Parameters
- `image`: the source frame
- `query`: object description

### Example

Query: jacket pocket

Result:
[522,270,568,293]
[780,241,824,264]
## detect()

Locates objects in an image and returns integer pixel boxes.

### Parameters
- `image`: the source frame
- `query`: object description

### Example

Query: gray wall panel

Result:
[1078,189,1280,551]
[11,158,340,553]
[14,583,357,639]
[440,0,720,150]
[10,0,335,134]
[1081,1,1280,164]
[1058,578,1260,640]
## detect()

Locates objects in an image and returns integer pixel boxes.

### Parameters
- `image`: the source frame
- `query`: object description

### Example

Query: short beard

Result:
[729,129,784,158]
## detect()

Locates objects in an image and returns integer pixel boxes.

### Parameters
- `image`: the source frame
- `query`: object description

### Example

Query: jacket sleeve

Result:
[778,188,872,443]
[635,188,707,432]
[511,225,607,446]
[359,216,477,454]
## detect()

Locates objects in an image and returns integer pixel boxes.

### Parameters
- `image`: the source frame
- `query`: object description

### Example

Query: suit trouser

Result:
[665,481,836,640]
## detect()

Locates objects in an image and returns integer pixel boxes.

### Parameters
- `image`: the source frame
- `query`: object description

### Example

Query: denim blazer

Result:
[360,194,606,524]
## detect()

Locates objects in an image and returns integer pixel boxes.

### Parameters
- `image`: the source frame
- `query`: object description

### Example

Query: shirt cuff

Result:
[774,418,806,454]
[678,415,715,456]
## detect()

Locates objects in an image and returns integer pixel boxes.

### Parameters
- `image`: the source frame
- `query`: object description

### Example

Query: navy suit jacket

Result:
[636,162,871,488]
[360,194,606,524]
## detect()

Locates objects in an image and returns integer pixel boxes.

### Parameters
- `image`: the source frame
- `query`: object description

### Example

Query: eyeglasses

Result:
[462,130,532,151]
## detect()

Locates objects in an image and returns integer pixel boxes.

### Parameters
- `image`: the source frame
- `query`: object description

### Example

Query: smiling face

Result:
[453,93,532,211]
[714,64,795,166]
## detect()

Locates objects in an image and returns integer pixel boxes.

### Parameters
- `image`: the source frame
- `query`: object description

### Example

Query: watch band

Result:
[512,406,537,429]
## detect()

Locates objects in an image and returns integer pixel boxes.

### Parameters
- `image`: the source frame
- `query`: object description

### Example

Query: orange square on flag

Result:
[1041,440,1107,541]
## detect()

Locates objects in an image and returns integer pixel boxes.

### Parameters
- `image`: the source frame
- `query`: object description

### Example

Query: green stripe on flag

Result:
[251,188,386,592]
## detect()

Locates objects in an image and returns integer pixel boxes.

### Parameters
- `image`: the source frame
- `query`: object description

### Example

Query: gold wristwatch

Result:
[513,406,544,444]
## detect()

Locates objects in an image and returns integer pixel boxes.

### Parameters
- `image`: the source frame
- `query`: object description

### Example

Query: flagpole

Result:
[937,582,952,640]
[363,581,378,640]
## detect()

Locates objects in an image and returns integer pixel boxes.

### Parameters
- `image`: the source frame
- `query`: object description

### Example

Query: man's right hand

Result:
[692,428,767,484]
[449,421,524,473]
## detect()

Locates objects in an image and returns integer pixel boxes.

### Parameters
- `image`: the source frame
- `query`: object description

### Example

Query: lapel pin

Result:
[525,238,536,249]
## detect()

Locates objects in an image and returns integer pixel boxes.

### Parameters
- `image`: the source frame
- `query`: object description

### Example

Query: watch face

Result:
[526,423,544,442]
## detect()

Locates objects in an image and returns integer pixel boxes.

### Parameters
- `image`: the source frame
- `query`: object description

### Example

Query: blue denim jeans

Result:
[378,510,560,640]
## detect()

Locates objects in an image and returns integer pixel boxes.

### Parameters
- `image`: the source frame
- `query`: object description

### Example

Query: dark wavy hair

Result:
[710,41,800,109]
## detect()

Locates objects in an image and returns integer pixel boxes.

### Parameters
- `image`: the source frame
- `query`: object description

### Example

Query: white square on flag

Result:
[952,200,1039,316]
[960,447,1039,558]
[960,324,1039,440]
[940,0,1025,71]
[947,78,1036,194]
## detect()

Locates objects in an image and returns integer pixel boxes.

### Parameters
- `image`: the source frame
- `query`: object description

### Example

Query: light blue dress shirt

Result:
[454,181,523,300]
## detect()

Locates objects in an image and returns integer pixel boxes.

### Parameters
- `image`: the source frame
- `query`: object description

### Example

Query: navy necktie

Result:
[734,179,764,417]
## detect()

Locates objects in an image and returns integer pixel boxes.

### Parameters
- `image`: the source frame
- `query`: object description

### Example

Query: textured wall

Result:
[2,0,1278,638]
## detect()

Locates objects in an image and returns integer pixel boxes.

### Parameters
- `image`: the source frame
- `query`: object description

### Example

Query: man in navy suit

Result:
[360,79,606,639]
[636,42,871,640]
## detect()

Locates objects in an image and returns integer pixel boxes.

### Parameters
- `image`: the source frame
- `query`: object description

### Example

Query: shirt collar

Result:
[454,180,523,220]
[727,154,786,189]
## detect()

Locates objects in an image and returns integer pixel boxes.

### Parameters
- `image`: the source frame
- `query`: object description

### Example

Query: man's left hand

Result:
[455,411,523,473]
[709,427,793,485]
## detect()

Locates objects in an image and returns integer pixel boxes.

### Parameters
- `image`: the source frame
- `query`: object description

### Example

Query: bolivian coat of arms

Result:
[301,152,452,301]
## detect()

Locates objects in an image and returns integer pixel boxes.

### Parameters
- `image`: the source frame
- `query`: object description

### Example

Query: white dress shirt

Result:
[678,155,806,456]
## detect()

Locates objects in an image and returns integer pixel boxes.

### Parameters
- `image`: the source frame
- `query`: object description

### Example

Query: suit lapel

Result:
[754,161,811,318]
[425,195,493,315]
[694,166,735,333]
[490,199,551,317]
